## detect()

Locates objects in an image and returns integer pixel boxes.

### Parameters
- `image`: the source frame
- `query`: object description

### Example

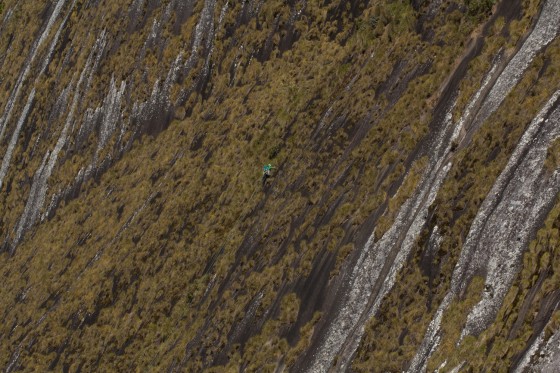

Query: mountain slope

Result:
[0,0,559,372]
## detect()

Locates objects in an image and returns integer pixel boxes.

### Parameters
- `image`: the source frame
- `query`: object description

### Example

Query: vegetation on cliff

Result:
[0,0,559,371]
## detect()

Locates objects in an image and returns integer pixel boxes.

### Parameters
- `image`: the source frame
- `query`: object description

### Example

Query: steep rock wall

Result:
[0,0,559,372]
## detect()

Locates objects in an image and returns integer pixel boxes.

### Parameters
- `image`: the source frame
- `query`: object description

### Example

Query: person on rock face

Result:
[262,163,275,186]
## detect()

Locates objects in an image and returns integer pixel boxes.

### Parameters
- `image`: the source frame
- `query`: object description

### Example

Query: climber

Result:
[262,163,275,186]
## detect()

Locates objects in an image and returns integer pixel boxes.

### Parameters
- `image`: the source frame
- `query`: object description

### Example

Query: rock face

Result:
[0,0,559,371]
